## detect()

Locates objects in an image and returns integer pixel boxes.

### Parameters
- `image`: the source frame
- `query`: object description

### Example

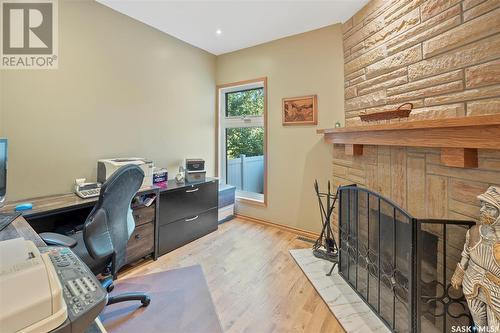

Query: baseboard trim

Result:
[235,214,319,240]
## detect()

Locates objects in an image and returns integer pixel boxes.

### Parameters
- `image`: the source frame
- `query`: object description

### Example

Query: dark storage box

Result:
[186,159,205,171]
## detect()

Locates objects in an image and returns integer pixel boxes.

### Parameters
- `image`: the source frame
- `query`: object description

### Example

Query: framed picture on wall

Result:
[282,95,318,126]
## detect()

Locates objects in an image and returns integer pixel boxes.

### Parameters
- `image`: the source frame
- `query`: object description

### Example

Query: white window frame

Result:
[217,78,267,205]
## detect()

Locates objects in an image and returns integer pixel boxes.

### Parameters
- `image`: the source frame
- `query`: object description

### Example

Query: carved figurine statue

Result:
[451,186,500,332]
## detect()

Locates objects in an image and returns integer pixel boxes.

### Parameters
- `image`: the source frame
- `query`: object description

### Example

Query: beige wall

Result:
[216,25,345,233]
[2,0,216,200]
[2,2,344,233]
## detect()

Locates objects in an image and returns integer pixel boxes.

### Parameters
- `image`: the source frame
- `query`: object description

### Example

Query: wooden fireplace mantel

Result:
[317,114,500,168]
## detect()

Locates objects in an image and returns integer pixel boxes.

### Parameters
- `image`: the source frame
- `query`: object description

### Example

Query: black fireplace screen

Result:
[338,186,475,333]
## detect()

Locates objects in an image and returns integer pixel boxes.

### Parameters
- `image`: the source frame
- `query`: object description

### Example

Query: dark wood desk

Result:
[0,179,218,333]
[1,178,219,261]
[0,215,45,246]
[0,187,159,219]
[0,179,218,218]
[0,187,161,264]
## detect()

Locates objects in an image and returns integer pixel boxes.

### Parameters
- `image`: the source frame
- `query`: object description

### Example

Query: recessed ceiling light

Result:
[216,29,222,36]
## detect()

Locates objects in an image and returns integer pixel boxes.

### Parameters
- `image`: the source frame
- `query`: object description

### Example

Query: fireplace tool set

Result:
[313,180,339,276]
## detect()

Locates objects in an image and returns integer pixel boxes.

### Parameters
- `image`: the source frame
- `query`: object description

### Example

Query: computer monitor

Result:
[0,139,7,207]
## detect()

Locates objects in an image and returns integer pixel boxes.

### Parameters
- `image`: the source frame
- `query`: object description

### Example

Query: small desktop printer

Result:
[0,238,106,333]
[97,158,154,188]
[0,239,67,333]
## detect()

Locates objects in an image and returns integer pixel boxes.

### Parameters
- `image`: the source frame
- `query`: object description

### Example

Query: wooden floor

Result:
[118,218,345,333]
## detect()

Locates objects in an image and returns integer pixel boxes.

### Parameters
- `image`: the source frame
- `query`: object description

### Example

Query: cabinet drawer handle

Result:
[185,188,199,193]
[135,234,142,240]
[185,215,199,222]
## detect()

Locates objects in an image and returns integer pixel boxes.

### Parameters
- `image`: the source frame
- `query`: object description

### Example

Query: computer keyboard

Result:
[0,212,22,231]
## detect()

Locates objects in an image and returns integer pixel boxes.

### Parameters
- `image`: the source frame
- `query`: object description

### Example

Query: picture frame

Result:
[282,95,318,126]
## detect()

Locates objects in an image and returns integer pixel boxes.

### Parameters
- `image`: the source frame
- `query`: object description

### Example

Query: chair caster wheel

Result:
[141,296,151,307]
[106,284,114,293]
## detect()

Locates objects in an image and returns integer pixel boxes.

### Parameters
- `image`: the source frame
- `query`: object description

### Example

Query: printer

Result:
[97,158,154,188]
[0,238,107,333]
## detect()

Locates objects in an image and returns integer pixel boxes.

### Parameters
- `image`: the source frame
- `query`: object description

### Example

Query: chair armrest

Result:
[39,232,77,248]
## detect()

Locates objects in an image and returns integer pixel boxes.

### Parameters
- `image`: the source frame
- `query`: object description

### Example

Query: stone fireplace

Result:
[336,0,500,220]
[328,1,500,332]
[334,0,500,230]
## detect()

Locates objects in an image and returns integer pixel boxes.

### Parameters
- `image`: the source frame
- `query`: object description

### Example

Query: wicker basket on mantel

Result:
[359,103,413,123]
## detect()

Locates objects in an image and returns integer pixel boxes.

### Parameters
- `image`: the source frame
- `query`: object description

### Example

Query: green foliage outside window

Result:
[226,88,264,117]
[226,88,264,159]
[226,128,264,159]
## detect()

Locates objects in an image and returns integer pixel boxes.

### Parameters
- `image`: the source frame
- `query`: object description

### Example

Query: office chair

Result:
[40,164,151,307]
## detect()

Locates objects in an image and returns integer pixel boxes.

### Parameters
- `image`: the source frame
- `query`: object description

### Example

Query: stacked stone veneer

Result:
[334,0,500,228]
[334,0,500,295]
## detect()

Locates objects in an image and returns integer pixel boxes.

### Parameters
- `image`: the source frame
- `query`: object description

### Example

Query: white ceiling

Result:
[97,0,369,55]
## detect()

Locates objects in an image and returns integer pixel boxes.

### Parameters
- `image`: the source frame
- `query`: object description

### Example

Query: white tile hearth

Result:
[290,248,390,333]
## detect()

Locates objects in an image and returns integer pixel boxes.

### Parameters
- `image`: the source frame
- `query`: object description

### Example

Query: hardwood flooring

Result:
[118,218,345,333]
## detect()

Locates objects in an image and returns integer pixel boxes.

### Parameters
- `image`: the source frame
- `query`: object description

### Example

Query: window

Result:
[217,78,267,204]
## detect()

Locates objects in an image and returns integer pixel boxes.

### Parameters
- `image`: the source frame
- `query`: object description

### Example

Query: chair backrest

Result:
[83,164,144,274]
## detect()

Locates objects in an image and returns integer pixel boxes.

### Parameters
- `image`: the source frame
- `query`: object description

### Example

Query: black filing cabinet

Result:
[158,179,218,255]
